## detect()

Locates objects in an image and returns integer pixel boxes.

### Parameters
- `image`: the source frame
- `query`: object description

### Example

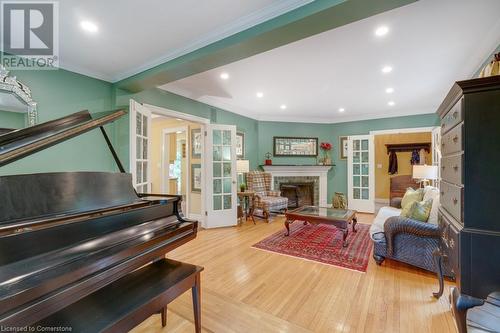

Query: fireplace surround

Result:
[261,165,332,207]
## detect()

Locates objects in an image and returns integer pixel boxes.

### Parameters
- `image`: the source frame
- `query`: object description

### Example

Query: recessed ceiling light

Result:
[176,131,182,134]
[375,26,389,37]
[220,72,229,80]
[338,108,345,112]
[176,118,182,121]
[381,66,393,73]
[280,104,287,110]
[80,21,98,33]
[385,87,394,94]
[256,92,264,98]
[388,101,395,106]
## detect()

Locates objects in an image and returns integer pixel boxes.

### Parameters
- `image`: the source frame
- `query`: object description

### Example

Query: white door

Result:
[205,124,237,228]
[347,135,375,213]
[130,99,152,193]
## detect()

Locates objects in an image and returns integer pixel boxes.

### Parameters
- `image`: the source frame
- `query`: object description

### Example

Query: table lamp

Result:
[412,164,438,187]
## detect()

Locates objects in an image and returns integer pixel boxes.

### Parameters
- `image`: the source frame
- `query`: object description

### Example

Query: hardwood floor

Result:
[131,213,457,333]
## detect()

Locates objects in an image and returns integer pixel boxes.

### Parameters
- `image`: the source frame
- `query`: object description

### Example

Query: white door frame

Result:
[205,124,238,228]
[129,101,210,226]
[129,100,152,193]
[161,126,188,205]
[347,135,375,213]
[369,126,440,207]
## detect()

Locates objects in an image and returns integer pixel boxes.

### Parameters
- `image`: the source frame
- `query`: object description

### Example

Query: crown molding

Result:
[257,109,437,124]
[163,85,437,124]
[57,60,114,82]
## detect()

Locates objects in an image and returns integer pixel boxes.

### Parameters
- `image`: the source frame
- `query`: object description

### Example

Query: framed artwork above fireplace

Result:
[273,136,318,157]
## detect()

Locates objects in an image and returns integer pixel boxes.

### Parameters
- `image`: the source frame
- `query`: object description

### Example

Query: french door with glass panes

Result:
[205,124,237,228]
[347,135,375,213]
[130,99,151,193]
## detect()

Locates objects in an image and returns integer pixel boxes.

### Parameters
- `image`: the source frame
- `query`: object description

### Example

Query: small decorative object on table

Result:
[264,152,272,165]
[240,183,246,192]
[332,192,347,209]
[479,52,500,78]
[320,142,332,165]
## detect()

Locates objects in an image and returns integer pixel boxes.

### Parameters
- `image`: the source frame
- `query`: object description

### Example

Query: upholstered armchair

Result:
[370,186,452,276]
[246,171,288,222]
[371,215,443,273]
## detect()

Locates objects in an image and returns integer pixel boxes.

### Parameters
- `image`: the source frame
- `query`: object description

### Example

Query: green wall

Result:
[258,113,440,200]
[112,88,260,172]
[0,68,114,176]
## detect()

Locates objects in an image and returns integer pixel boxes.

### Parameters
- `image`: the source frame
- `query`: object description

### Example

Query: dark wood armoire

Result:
[437,76,500,299]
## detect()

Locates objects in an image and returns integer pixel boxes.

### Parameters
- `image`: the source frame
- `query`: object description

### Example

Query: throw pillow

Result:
[406,199,433,222]
[401,187,424,210]
[400,201,414,218]
[423,186,440,224]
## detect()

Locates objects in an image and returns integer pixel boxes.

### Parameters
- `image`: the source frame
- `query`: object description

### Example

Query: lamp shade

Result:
[412,165,438,180]
[236,160,250,173]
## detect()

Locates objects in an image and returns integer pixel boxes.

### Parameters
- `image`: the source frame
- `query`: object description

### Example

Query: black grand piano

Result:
[0,110,198,329]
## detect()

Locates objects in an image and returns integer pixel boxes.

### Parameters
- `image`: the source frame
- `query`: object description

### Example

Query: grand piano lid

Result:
[0,109,126,167]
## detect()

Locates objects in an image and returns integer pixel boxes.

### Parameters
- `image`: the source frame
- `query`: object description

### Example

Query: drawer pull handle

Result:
[453,135,458,143]
[440,191,445,196]
[453,111,458,119]
[441,123,445,128]
[453,165,459,172]
[442,142,445,147]
[442,165,446,170]
[453,198,458,205]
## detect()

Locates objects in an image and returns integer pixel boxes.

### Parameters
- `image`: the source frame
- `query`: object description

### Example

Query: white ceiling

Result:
[54,0,312,82]
[160,0,500,123]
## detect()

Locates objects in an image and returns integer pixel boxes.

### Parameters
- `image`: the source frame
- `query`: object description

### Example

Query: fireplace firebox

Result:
[280,182,315,208]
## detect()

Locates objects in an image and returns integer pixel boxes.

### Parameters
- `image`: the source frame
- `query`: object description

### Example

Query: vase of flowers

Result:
[320,142,332,165]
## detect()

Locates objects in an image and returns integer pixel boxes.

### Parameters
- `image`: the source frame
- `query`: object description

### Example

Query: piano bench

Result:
[34,258,204,333]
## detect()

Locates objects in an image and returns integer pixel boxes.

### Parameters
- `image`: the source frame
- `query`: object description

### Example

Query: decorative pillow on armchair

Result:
[401,187,424,209]
[423,186,440,224]
[401,199,433,222]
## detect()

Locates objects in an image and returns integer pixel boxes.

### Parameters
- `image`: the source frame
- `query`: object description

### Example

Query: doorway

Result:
[160,125,188,212]
[369,127,440,212]
[129,100,239,228]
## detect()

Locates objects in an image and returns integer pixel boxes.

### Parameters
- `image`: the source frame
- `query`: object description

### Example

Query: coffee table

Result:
[285,206,358,247]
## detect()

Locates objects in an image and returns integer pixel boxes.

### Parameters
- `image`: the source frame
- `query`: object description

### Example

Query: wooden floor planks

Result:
[131,213,457,333]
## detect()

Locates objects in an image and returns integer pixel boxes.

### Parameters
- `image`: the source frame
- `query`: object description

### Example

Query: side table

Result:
[237,191,256,225]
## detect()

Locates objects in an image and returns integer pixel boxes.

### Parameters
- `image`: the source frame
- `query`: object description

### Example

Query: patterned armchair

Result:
[246,171,288,222]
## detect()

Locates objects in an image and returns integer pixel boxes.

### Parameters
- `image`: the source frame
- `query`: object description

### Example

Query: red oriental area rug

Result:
[252,222,372,272]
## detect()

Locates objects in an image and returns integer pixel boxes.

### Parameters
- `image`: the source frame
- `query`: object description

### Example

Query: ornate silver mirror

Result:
[0,65,37,128]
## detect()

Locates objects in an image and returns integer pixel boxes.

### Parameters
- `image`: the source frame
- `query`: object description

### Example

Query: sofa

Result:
[369,186,451,275]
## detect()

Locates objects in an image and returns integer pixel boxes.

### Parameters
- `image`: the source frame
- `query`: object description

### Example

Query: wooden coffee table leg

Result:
[352,216,358,232]
[342,228,349,247]
[285,219,293,236]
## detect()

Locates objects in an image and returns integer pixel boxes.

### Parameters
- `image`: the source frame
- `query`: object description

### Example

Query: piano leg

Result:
[161,306,167,327]
[192,273,201,333]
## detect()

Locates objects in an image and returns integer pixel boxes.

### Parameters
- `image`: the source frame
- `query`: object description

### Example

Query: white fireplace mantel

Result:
[261,165,332,206]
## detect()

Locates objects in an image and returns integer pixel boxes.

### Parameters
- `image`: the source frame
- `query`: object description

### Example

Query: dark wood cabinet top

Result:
[437,76,500,117]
